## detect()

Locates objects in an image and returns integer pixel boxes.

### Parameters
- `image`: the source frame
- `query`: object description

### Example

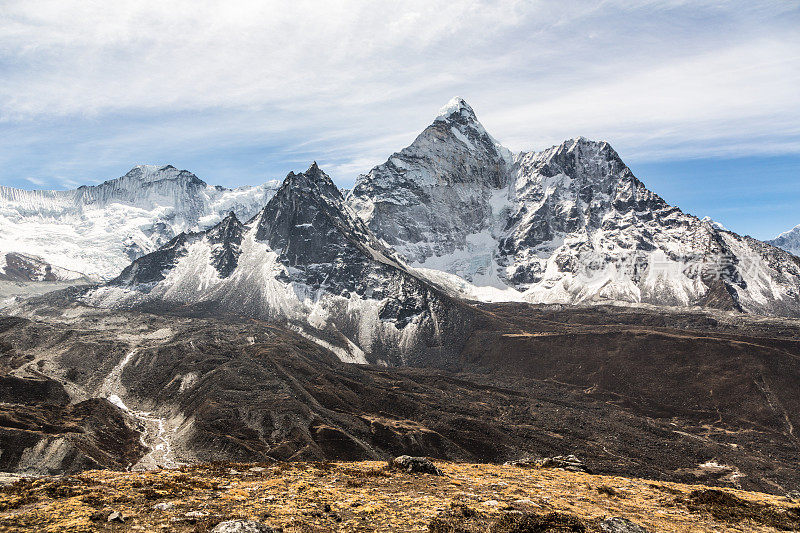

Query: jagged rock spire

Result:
[272,162,342,206]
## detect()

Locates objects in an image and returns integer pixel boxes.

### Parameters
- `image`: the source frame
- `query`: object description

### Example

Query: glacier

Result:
[0,165,279,280]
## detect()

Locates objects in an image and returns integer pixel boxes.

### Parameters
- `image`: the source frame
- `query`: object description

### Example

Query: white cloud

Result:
[488,38,800,157]
[24,176,46,186]
[0,0,798,185]
[0,0,524,117]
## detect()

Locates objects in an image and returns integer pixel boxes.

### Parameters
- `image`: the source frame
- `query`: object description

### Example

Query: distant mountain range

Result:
[768,224,800,257]
[2,98,800,321]
[0,165,279,279]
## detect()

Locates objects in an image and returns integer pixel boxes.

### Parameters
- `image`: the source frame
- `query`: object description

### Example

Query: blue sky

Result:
[1,1,798,240]
[629,156,800,240]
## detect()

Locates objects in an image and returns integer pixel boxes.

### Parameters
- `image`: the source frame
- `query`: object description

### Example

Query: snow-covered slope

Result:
[349,99,800,318]
[768,224,800,257]
[88,164,473,366]
[0,165,279,280]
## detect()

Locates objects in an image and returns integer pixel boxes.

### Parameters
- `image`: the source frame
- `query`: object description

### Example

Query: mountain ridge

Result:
[91,163,475,367]
[0,165,280,279]
[348,99,800,318]
[2,97,799,318]
[768,223,800,257]
[2,109,800,493]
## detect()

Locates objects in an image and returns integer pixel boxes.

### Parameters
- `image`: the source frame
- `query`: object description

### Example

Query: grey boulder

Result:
[390,455,443,475]
[211,519,276,533]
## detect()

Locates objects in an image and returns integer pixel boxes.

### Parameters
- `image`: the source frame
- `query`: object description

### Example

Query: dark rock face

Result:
[112,232,199,286]
[253,162,404,295]
[207,212,245,278]
[0,376,144,474]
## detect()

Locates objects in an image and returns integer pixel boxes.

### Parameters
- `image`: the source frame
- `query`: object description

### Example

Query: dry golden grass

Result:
[0,461,797,532]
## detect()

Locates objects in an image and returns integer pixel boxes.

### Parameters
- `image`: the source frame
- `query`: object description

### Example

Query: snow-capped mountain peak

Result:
[348,98,514,265]
[0,166,280,279]
[700,216,727,231]
[114,164,200,185]
[432,97,510,164]
[768,224,800,257]
[350,102,800,318]
[94,164,471,366]
[276,162,342,202]
[436,96,476,121]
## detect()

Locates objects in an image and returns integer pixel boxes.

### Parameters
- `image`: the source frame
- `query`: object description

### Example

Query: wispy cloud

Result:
[0,0,798,189]
[24,176,46,186]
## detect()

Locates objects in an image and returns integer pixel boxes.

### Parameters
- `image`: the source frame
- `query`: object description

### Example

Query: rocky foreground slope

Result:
[1,460,799,532]
[1,294,799,495]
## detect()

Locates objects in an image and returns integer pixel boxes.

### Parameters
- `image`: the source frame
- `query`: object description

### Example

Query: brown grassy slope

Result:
[1,461,798,532]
